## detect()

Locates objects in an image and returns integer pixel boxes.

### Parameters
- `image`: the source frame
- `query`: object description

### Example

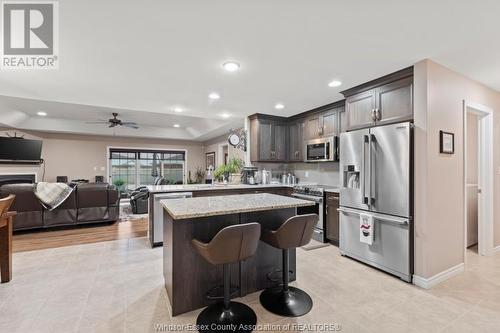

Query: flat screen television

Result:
[0,137,43,162]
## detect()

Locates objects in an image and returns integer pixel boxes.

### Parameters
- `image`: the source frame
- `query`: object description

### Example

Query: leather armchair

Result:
[130,186,149,214]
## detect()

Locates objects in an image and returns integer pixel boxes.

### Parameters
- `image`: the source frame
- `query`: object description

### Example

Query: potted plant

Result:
[226,158,243,184]
[112,178,126,197]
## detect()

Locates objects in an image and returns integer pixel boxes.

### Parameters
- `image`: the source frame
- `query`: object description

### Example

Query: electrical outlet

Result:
[305,171,309,178]
[93,167,97,171]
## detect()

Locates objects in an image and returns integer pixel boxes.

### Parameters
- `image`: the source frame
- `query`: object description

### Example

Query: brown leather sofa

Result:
[0,183,120,231]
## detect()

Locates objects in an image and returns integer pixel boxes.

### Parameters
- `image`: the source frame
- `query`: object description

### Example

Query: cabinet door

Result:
[273,122,287,161]
[339,107,347,133]
[375,77,413,125]
[258,120,273,161]
[322,110,339,137]
[288,121,304,161]
[305,116,321,140]
[346,90,376,130]
[326,193,340,242]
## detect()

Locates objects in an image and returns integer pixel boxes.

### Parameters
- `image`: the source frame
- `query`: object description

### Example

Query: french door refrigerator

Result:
[339,122,412,282]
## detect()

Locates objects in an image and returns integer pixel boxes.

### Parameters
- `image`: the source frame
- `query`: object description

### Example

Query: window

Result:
[109,148,185,189]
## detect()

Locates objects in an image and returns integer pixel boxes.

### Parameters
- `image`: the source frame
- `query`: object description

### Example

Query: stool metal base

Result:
[259,286,313,317]
[196,301,256,333]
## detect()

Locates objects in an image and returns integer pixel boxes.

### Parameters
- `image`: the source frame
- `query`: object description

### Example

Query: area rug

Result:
[119,199,148,222]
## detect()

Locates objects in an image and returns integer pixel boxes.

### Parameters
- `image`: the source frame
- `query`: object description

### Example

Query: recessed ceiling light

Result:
[209,92,220,100]
[222,61,240,72]
[275,103,285,110]
[173,107,183,113]
[220,112,231,119]
[173,124,180,128]
[328,80,342,88]
[37,111,47,116]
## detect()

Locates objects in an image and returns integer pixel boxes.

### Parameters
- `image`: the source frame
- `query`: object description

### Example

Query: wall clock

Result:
[227,129,246,151]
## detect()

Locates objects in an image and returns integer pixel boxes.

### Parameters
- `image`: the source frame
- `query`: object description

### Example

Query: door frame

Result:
[463,101,494,257]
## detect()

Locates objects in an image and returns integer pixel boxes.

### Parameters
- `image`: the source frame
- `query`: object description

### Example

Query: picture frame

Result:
[205,152,216,170]
[439,131,454,154]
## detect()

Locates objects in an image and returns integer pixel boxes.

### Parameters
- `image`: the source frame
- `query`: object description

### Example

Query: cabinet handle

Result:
[371,109,377,121]
[325,205,328,215]
[375,108,381,121]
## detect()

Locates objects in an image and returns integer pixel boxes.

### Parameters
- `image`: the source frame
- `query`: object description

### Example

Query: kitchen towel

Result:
[359,213,374,245]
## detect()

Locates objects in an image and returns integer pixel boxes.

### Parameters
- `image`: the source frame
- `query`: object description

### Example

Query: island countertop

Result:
[161,193,314,220]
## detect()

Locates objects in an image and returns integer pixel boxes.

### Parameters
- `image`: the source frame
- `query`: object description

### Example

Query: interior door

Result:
[369,122,410,217]
[339,128,370,211]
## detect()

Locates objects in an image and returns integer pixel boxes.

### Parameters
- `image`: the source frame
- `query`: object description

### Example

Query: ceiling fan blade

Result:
[121,122,139,129]
[108,123,117,128]
[85,121,110,124]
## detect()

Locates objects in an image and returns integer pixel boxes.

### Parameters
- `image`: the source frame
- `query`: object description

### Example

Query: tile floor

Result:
[1,238,499,333]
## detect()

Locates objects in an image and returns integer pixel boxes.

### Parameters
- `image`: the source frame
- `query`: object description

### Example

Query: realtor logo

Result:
[1,1,58,69]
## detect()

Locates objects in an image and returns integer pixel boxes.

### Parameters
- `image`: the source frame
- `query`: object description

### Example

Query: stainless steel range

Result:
[291,185,329,242]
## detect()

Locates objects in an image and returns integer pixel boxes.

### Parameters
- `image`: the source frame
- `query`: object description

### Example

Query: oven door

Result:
[291,193,324,242]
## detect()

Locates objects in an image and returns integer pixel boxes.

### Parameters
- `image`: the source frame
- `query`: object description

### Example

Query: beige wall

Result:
[0,129,205,183]
[202,132,246,169]
[414,59,500,279]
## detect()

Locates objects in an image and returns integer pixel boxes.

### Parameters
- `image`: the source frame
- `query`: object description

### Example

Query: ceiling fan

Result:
[86,113,139,129]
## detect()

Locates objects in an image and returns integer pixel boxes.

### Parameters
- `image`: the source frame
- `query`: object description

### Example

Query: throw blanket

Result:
[33,182,74,211]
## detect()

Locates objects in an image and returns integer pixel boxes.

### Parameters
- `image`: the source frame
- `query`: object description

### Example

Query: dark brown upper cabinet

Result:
[250,115,288,162]
[288,120,304,162]
[304,107,341,141]
[342,67,413,131]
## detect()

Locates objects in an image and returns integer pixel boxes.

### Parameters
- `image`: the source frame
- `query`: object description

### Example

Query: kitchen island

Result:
[161,193,313,316]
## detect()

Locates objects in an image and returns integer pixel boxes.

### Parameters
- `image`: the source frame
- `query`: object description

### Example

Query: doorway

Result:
[463,101,494,257]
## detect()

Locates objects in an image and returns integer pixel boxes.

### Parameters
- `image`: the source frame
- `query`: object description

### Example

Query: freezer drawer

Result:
[339,207,411,282]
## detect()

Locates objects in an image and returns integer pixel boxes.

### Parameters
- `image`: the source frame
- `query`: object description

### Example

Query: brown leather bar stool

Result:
[192,222,261,333]
[259,214,318,317]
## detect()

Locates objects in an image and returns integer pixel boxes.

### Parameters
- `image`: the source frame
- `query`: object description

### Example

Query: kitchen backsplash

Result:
[251,162,340,186]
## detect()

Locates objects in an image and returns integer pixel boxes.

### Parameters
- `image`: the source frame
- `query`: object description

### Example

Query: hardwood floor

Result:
[12,217,148,253]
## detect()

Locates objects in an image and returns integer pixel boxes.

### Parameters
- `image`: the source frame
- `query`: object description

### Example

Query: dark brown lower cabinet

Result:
[325,192,339,243]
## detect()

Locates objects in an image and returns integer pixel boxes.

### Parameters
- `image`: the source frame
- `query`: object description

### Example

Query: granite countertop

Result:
[147,183,309,193]
[161,193,314,220]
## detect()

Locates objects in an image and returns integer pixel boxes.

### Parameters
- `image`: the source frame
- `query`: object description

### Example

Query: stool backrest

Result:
[0,194,15,215]
[273,214,318,249]
[197,222,261,265]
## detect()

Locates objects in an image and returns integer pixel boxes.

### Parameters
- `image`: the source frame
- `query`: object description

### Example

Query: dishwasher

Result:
[151,192,193,247]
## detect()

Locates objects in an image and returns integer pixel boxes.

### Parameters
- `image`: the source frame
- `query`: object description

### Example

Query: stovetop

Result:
[293,184,338,197]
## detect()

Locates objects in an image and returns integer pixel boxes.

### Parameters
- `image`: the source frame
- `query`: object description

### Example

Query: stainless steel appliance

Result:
[241,166,258,185]
[292,185,325,242]
[151,192,193,246]
[339,122,412,282]
[304,137,338,162]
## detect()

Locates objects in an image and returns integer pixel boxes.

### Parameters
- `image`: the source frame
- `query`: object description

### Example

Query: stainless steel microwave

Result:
[304,137,338,162]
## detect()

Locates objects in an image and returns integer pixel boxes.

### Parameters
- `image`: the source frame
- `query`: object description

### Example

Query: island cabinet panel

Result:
[164,213,240,316]
[239,208,297,295]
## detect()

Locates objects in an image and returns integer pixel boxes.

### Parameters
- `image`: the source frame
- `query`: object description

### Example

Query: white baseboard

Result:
[494,245,500,254]
[412,263,464,289]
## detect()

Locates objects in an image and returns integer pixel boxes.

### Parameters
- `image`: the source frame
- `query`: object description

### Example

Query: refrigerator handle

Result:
[368,134,373,206]
[362,135,368,204]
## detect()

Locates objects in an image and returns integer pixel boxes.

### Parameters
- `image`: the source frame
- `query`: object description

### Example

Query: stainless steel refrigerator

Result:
[339,122,412,282]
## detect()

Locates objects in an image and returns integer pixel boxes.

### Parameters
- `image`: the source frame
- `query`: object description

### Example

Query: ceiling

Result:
[1,0,499,141]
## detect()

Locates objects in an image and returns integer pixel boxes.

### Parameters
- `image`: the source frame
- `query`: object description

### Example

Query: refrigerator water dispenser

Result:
[343,165,360,189]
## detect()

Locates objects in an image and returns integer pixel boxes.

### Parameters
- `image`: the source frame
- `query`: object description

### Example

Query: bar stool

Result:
[192,222,261,333]
[259,214,318,317]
